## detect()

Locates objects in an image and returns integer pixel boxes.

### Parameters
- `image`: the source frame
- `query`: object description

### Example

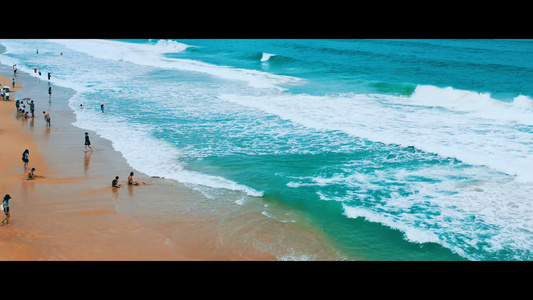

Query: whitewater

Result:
[1,39,532,260]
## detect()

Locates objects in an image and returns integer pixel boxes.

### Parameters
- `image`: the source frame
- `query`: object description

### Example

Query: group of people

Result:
[0,77,15,101]
[0,87,10,100]
[3,62,52,225]
[3,149,46,225]
[13,64,49,80]
[3,54,147,227]
[15,99,35,119]
[112,172,146,188]
[21,149,45,180]
[15,98,51,126]
[28,51,53,80]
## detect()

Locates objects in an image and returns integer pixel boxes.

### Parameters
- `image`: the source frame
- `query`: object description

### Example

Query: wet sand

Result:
[0,67,281,260]
[0,57,351,261]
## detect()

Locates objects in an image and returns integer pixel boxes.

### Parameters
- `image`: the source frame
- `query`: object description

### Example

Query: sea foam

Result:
[410,85,533,125]
[50,39,303,90]
[260,53,276,62]
[219,88,533,182]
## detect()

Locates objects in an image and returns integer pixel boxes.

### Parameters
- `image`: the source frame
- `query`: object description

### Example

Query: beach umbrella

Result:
[23,97,31,101]
[3,86,10,90]
[14,97,22,101]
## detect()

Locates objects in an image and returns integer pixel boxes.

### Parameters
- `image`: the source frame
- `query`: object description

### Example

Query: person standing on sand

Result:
[2,194,11,225]
[22,149,29,173]
[84,132,93,152]
[43,111,51,127]
[12,78,15,88]
[30,100,35,118]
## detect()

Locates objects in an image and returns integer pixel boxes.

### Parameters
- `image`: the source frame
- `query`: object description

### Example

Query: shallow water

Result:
[1,39,532,260]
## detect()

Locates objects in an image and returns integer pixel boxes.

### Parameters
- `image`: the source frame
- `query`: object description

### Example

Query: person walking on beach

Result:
[12,78,15,88]
[30,100,35,118]
[2,194,11,225]
[43,111,51,127]
[22,149,29,173]
[84,132,93,152]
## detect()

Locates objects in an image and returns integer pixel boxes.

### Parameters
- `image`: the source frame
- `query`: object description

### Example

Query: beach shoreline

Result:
[0,49,350,261]
[0,65,283,260]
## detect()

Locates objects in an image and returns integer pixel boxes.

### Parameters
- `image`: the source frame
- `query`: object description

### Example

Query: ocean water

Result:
[1,39,532,260]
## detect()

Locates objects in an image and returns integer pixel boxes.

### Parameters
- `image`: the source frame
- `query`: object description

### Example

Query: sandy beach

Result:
[0,67,281,260]
[0,50,350,262]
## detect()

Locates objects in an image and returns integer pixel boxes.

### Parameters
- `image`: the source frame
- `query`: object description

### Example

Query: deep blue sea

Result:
[1,39,533,260]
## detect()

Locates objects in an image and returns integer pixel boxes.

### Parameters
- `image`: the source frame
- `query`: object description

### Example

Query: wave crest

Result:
[410,85,533,124]
[260,52,276,62]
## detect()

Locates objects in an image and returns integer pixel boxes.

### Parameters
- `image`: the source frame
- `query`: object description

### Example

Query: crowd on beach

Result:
[2,51,146,226]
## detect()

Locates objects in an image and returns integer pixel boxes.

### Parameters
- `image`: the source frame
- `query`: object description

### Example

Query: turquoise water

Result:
[1,39,533,260]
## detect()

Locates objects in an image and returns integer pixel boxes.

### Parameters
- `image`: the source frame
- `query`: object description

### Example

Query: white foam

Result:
[343,205,441,244]
[410,85,533,125]
[219,90,533,181]
[50,39,303,90]
[261,211,296,223]
[512,94,533,110]
[49,39,190,62]
[70,94,264,198]
[260,53,276,62]
[4,39,533,259]
[290,152,533,260]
